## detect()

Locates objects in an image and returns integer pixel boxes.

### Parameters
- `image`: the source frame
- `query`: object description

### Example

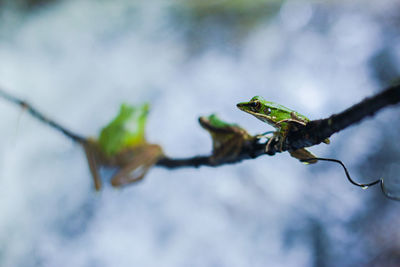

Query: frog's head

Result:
[237,96,281,124]
[237,96,270,116]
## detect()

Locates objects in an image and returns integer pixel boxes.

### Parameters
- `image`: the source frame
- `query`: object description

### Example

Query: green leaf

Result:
[98,103,149,156]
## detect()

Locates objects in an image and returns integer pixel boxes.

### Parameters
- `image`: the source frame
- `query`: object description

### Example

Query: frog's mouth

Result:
[236,102,272,123]
[236,102,251,111]
[236,102,245,108]
[236,102,258,115]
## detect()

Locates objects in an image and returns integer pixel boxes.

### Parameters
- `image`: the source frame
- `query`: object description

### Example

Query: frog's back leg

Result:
[276,118,307,127]
[111,144,162,187]
[289,148,318,164]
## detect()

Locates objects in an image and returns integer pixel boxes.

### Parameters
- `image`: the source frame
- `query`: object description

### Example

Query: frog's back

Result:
[252,96,310,122]
[267,101,295,114]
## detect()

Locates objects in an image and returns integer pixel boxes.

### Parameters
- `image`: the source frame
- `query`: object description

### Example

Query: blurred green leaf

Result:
[199,114,253,163]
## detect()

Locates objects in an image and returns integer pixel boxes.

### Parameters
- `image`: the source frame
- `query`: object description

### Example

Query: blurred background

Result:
[0,0,400,266]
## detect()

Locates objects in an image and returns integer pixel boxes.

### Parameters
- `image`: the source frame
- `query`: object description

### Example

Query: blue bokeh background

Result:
[0,1,400,266]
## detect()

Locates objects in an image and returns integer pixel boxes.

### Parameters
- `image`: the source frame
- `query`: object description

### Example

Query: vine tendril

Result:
[301,157,400,201]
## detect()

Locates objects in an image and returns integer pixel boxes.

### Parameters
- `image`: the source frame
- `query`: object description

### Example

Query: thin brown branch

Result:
[0,84,399,169]
[156,138,266,169]
[0,88,87,144]
[279,84,400,154]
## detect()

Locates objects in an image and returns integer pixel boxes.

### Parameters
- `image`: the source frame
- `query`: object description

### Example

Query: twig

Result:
[156,139,266,169]
[0,88,87,144]
[280,84,400,153]
[156,155,211,168]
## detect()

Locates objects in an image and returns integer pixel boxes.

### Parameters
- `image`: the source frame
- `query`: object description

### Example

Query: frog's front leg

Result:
[274,118,306,152]
[261,128,289,153]
[265,131,281,153]
[256,131,275,152]
[274,112,309,151]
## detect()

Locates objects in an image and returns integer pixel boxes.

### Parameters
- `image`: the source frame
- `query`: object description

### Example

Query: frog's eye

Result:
[249,101,260,111]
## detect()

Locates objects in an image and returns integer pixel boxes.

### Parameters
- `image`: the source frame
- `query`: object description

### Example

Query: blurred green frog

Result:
[83,103,163,190]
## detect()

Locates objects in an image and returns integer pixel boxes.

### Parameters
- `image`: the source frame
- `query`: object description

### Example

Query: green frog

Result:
[237,96,329,163]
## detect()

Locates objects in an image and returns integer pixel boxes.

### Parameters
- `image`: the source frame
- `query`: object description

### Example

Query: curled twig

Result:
[301,158,380,188]
[301,157,400,201]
